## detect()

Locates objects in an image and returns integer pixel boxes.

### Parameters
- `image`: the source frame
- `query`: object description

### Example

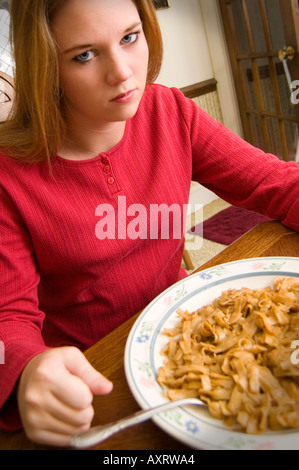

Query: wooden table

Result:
[0,221,298,450]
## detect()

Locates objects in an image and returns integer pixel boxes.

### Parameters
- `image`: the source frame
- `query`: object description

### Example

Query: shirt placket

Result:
[100,154,121,195]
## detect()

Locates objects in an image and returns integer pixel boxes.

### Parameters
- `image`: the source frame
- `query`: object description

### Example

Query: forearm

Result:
[0,321,49,431]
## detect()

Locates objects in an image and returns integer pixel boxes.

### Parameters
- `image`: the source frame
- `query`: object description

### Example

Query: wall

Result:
[156,0,242,137]
[155,0,214,88]
[155,0,243,205]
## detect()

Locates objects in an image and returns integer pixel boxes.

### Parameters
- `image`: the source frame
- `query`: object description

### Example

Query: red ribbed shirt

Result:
[1,84,299,430]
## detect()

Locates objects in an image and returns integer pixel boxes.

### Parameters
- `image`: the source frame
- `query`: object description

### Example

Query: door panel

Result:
[218,0,299,162]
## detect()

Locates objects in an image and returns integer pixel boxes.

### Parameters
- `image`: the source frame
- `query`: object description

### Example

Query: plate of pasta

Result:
[124,257,299,450]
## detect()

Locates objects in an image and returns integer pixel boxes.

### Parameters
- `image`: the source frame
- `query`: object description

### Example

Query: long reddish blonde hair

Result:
[0,0,163,163]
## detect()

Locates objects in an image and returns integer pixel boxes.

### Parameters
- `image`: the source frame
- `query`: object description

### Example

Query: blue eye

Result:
[122,33,138,45]
[74,50,95,63]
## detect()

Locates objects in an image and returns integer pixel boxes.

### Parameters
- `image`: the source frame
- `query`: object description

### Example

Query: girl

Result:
[0,0,298,447]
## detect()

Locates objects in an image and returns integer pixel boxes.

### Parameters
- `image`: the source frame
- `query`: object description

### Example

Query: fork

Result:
[70,397,205,449]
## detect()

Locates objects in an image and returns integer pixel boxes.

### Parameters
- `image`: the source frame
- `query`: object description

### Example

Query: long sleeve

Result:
[0,186,50,430]
[170,86,299,232]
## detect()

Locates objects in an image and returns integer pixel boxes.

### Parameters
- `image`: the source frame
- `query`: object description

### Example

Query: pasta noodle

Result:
[157,277,299,434]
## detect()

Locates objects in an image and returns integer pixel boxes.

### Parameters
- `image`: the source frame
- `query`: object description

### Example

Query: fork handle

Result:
[70,398,202,449]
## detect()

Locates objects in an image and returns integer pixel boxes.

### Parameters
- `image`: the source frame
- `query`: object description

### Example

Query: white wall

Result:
[155,0,242,137]
[155,0,244,205]
[155,0,214,88]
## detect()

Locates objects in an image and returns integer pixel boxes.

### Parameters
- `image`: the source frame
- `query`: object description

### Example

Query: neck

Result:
[58,120,126,161]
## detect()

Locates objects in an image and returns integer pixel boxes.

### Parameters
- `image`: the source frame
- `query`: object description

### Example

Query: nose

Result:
[106,49,133,85]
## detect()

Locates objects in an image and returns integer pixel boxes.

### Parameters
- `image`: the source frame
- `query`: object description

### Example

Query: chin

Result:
[114,103,141,122]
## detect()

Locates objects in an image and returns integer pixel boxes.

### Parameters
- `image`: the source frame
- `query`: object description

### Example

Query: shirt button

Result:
[103,165,111,173]
[107,177,115,185]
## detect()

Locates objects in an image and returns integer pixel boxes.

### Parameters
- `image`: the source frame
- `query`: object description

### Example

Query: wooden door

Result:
[218,0,299,162]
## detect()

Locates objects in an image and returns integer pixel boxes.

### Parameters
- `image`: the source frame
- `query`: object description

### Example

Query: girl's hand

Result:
[17,346,113,447]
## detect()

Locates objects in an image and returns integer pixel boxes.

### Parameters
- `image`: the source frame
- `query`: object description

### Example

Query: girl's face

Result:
[52,0,149,129]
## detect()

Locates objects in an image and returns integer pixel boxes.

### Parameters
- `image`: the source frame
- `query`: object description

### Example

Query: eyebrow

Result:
[62,21,142,55]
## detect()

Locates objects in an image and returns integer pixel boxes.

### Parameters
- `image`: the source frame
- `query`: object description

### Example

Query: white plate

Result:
[124,257,299,450]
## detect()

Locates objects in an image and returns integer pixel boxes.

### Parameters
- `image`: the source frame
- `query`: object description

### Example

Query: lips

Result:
[111,89,136,103]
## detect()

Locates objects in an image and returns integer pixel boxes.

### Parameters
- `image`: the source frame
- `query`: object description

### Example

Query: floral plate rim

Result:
[124,257,299,450]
